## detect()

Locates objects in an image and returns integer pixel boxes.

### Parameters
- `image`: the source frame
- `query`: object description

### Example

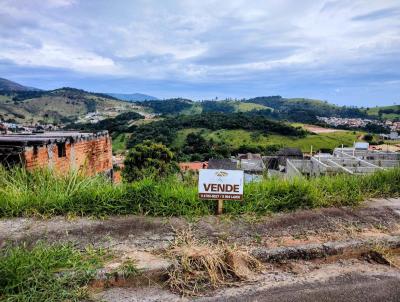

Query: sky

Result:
[0,0,399,106]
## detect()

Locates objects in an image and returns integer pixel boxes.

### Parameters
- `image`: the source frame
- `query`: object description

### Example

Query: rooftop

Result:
[0,131,109,146]
[208,159,239,170]
[240,159,265,172]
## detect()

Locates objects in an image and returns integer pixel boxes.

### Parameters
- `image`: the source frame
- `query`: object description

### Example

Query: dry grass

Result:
[166,230,262,296]
[367,245,400,268]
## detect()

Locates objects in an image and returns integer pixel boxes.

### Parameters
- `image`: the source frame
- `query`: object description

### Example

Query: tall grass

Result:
[0,243,104,301]
[0,165,399,217]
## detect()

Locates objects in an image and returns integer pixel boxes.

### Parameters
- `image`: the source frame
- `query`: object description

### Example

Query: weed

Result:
[0,166,399,218]
[166,230,262,296]
[0,243,105,301]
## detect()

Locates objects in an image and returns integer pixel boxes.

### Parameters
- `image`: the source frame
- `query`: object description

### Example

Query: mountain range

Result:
[0,78,41,92]
[0,77,398,125]
[106,93,158,101]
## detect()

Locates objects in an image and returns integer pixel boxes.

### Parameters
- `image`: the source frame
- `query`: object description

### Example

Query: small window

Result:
[57,143,66,158]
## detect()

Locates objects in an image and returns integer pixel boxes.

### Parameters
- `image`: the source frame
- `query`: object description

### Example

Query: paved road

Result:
[196,273,400,302]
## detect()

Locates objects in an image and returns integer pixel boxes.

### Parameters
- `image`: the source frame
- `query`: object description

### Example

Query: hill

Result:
[0,77,40,91]
[367,105,400,120]
[107,92,158,101]
[137,96,368,124]
[102,110,366,159]
[0,87,146,124]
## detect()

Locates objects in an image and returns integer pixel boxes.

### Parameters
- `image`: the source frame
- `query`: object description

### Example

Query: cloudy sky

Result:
[1,0,399,106]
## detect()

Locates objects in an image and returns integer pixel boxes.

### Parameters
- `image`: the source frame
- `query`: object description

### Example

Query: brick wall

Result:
[23,135,113,176]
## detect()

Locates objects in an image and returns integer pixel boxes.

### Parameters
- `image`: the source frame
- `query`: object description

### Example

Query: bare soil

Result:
[303,125,344,133]
[1,198,399,253]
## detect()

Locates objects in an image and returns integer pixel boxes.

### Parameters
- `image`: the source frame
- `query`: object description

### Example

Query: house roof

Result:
[237,153,262,160]
[0,131,109,146]
[240,159,265,171]
[179,162,208,171]
[208,159,238,170]
[354,142,369,150]
[276,148,303,157]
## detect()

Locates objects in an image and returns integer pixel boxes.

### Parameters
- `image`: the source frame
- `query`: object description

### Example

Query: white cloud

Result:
[0,0,399,83]
[0,42,119,74]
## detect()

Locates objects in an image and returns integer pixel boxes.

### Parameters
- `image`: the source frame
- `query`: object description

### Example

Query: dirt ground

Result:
[1,198,400,252]
[303,125,344,134]
[370,144,400,152]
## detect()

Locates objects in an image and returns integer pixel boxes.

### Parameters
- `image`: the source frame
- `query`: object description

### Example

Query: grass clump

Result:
[166,230,262,296]
[0,243,105,302]
[0,166,127,217]
[0,166,399,218]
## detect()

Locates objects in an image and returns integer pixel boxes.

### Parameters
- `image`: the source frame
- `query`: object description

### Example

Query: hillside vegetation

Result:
[126,112,306,147]
[172,128,363,153]
[367,105,400,120]
[137,96,370,125]
[0,87,145,123]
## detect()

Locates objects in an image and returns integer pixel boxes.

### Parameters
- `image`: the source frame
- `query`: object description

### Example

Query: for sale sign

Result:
[198,169,244,200]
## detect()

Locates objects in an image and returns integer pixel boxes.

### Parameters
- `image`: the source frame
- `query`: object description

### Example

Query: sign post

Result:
[198,169,244,215]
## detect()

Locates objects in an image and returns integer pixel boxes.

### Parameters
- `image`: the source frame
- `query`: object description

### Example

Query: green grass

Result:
[0,243,105,301]
[0,166,399,218]
[367,105,400,120]
[229,101,269,112]
[180,103,203,115]
[112,133,129,153]
[173,128,363,152]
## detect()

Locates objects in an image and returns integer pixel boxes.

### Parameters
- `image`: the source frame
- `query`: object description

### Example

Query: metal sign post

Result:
[198,169,244,215]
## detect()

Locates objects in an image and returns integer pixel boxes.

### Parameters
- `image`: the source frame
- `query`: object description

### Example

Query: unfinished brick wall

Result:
[23,135,112,176]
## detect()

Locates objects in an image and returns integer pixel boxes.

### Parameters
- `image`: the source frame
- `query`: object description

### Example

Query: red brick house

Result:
[0,131,113,177]
[179,161,208,172]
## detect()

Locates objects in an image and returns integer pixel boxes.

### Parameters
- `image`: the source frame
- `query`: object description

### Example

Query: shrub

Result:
[123,141,179,182]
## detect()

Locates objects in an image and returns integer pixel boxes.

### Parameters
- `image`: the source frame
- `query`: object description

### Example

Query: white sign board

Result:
[198,169,244,200]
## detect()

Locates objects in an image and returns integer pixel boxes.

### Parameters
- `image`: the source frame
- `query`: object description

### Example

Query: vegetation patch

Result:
[0,243,105,301]
[166,230,262,296]
[126,112,306,149]
[0,166,399,218]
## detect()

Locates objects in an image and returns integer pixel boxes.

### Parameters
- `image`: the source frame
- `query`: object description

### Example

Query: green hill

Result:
[137,96,369,124]
[172,128,364,153]
[117,112,367,160]
[367,105,400,120]
[138,99,270,115]
[0,87,146,124]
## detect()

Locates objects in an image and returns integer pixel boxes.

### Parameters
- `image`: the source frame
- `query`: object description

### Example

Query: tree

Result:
[364,133,374,142]
[184,132,209,154]
[122,141,178,182]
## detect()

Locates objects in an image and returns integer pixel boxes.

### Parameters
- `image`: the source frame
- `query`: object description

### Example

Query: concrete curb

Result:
[89,236,400,289]
[251,235,400,262]
[91,265,171,288]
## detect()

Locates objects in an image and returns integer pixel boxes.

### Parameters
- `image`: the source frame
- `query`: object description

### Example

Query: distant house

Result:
[179,161,208,172]
[240,159,264,173]
[208,158,239,170]
[237,153,262,160]
[354,142,369,150]
[240,158,265,182]
[263,156,280,170]
[276,148,303,166]
[0,123,7,134]
[0,131,113,177]
[390,132,399,140]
